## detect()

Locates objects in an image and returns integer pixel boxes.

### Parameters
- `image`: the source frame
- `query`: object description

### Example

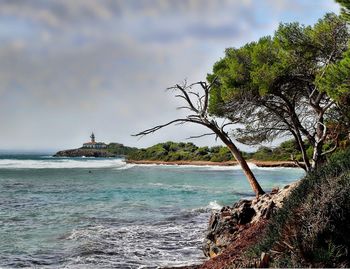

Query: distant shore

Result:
[126,159,300,168]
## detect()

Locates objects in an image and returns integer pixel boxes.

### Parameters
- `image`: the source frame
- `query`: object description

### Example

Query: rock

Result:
[259,252,270,268]
[237,202,255,224]
[209,246,220,258]
[53,148,117,157]
[202,181,300,258]
[270,187,279,195]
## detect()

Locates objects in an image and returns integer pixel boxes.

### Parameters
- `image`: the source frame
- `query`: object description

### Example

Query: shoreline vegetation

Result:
[54,140,309,167]
[125,159,300,168]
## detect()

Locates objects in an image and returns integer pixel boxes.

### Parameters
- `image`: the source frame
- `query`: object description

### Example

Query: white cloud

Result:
[0,0,340,150]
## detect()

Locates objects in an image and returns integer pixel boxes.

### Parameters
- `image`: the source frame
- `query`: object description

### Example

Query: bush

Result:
[127,142,236,162]
[249,148,350,267]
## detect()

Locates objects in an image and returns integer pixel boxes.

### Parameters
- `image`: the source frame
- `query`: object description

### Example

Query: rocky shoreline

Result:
[162,182,299,269]
[126,159,300,168]
[200,182,299,268]
[53,148,117,157]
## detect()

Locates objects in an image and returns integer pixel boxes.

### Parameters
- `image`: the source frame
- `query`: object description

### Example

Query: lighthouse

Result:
[90,132,95,143]
[82,132,107,149]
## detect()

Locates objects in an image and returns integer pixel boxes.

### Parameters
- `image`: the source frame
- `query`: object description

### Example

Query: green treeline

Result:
[126,140,322,162]
[127,141,234,162]
[106,143,138,156]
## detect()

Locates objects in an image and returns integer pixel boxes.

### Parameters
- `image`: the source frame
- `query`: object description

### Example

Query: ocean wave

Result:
[190,200,222,213]
[0,158,303,172]
[0,158,126,169]
[208,200,222,210]
[65,219,206,268]
[114,163,136,170]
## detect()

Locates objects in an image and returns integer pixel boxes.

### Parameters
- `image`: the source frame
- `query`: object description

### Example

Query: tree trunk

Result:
[228,142,265,197]
[294,130,312,172]
[311,114,327,170]
[133,80,265,198]
[312,141,325,170]
[215,130,265,197]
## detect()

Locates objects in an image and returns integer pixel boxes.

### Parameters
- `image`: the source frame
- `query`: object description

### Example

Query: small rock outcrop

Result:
[53,148,117,157]
[203,182,298,258]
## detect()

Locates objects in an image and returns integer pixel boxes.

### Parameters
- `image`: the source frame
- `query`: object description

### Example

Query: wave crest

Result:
[0,158,126,169]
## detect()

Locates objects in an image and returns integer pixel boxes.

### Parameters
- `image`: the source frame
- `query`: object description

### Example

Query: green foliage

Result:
[336,0,350,21]
[209,13,348,114]
[106,143,138,156]
[207,13,349,170]
[249,148,350,267]
[318,49,350,118]
[127,139,313,162]
[127,141,236,162]
[251,140,308,161]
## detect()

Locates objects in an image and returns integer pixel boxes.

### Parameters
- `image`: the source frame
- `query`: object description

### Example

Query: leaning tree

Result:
[133,80,265,197]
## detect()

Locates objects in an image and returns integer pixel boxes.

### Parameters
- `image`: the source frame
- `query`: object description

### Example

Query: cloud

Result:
[0,0,340,150]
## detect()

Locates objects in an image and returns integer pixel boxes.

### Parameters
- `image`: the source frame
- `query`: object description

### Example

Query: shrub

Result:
[249,148,350,267]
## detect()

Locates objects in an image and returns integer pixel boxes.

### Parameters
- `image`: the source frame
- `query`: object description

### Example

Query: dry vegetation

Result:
[243,148,350,267]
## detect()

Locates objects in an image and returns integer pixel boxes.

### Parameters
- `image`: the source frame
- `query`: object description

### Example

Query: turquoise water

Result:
[0,155,305,268]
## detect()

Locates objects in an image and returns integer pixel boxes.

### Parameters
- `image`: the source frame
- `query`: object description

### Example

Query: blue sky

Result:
[0,0,340,151]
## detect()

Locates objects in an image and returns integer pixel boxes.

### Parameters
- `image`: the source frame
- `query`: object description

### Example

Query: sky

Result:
[0,0,340,152]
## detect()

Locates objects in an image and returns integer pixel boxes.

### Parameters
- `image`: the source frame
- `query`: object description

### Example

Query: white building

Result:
[82,132,107,149]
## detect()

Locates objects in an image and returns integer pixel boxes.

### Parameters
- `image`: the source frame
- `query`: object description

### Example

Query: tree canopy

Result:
[336,0,350,20]
[319,1,350,120]
[208,13,349,171]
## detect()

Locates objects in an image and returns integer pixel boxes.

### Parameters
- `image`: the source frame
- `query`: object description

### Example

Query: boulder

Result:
[203,182,299,258]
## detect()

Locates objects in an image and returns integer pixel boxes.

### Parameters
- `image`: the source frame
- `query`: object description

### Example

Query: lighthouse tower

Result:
[90,132,95,143]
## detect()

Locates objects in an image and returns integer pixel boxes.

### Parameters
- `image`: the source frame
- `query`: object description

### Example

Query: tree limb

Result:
[291,154,307,171]
[132,119,193,137]
[186,133,216,140]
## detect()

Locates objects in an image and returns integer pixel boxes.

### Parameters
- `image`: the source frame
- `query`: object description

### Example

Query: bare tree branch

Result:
[186,133,216,140]
[291,154,307,171]
[175,84,199,113]
[188,91,200,98]
[133,79,265,196]
[321,142,339,156]
[132,119,193,137]
[176,106,194,111]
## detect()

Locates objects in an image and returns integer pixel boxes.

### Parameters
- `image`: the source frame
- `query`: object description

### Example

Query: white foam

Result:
[66,220,207,268]
[191,200,222,213]
[208,200,222,210]
[0,158,126,169]
[114,163,136,170]
[0,158,303,171]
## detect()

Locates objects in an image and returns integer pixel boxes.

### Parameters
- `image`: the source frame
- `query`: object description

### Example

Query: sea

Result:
[0,154,305,269]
